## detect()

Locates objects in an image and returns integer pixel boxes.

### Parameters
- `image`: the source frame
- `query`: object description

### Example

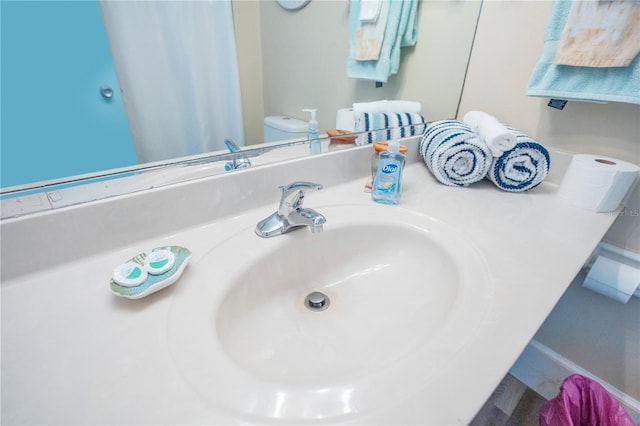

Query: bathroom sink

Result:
[168,204,492,422]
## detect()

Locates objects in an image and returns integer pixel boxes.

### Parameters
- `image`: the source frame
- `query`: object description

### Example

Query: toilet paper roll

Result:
[336,108,355,131]
[557,154,639,213]
[582,254,640,303]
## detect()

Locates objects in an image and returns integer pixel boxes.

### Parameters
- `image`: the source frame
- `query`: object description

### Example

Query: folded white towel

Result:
[463,111,516,158]
[387,100,421,113]
[353,100,422,115]
[353,100,389,114]
[359,0,382,22]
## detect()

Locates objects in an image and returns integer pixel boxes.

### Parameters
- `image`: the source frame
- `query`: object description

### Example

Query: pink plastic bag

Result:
[539,374,635,426]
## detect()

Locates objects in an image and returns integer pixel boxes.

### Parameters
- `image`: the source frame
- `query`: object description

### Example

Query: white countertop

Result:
[0,141,618,424]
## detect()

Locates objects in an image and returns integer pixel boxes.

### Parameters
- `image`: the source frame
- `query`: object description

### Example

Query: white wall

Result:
[459,0,639,400]
[232,1,265,146]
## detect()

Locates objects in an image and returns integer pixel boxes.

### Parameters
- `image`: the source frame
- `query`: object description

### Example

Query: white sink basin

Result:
[168,204,492,422]
[1,139,624,425]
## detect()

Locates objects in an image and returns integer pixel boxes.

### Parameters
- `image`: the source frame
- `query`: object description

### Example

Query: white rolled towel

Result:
[463,111,517,157]
[462,110,488,132]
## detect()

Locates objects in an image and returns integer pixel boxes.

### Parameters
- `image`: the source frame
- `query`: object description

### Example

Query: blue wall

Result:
[1,1,137,188]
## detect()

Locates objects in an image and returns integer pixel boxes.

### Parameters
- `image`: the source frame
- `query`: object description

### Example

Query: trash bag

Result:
[539,374,635,426]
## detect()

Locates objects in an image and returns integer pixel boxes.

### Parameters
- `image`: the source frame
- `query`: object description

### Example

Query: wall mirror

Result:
[0,0,482,206]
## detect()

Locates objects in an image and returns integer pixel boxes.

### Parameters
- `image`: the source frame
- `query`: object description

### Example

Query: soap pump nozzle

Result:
[303,108,318,132]
[387,138,400,154]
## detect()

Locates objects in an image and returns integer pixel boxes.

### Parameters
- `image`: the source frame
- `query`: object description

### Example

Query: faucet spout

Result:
[223,139,252,171]
[255,181,326,238]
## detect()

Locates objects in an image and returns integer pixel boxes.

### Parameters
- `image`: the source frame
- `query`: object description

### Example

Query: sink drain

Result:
[304,291,330,312]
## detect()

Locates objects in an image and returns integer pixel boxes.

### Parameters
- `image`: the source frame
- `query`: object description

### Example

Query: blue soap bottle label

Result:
[372,140,404,205]
[376,162,399,193]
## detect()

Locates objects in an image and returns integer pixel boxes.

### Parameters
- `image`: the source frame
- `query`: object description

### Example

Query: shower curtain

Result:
[99,0,245,163]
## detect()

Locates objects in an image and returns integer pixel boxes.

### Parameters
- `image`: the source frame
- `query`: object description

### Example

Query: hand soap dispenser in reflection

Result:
[303,108,321,155]
[372,138,405,205]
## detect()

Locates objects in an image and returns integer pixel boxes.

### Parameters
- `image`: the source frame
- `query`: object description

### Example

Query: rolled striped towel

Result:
[486,128,550,192]
[355,112,426,145]
[419,120,492,187]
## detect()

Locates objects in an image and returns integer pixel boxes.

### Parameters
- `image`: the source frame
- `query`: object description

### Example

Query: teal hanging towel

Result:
[346,0,418,83]
[527,0,640,105]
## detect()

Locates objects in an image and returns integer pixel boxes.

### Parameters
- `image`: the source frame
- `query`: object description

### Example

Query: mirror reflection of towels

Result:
[555,0,640,68]
[347,0,419,83]
[359,0,382,22]
[355,0,389,60]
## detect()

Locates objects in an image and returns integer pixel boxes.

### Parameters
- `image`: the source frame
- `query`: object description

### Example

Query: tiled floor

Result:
[469,374,548,426]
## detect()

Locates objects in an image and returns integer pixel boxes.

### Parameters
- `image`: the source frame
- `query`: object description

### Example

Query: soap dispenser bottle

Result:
[372,138,405,205]
[303,108,321,155]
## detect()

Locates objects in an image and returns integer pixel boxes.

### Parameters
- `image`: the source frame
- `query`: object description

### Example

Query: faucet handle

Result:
[278,181,322,215]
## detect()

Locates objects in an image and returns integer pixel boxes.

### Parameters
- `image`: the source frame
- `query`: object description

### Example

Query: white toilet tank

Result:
[264,116,308,143]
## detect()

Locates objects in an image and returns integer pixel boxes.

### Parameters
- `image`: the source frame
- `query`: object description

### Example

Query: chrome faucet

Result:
[224,139,252,171]
[255,181,326,238]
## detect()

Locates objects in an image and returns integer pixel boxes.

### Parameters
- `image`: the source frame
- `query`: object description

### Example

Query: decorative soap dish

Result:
[110,246,192,299]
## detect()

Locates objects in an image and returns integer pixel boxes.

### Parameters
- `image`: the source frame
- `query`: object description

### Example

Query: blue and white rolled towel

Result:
[419,120,493,187]
[355,112,426,145]
[486,128,550,192]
